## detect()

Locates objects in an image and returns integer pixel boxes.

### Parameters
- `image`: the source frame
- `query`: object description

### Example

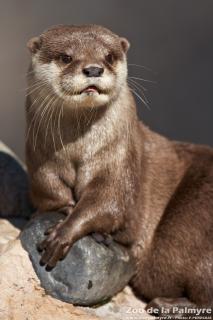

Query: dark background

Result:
[0,0,213,159]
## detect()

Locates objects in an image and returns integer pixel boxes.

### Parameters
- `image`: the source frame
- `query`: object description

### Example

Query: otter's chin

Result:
[72,93,110,108]
[59,90,111,108]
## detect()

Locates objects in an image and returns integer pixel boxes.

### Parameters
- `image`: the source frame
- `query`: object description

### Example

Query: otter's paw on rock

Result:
[20,212,135,306]
[0,141,33,218]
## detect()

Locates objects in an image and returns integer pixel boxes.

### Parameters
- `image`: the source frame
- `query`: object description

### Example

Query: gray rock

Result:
[20,212,135,306]
[0,141,33,218]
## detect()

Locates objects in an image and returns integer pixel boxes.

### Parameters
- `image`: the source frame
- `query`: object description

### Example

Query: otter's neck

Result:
[60,85,138,152]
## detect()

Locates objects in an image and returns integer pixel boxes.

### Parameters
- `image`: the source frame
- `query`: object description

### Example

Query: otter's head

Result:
[27,24,130,108]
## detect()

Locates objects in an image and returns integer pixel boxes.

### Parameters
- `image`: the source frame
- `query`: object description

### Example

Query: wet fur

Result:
[26,25,213,317]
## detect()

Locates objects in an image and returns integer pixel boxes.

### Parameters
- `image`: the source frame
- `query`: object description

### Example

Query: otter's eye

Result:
[105,53,114,64]
[60,54,72,64]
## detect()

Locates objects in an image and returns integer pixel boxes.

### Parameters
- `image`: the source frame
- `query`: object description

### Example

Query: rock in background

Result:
[0,141,33,218]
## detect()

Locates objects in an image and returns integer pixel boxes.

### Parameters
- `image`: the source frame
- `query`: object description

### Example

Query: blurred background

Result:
[0,0,213,159]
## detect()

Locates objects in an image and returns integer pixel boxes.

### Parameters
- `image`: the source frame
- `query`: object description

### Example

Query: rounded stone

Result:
[0,141,33,218]
[20,212,135,306]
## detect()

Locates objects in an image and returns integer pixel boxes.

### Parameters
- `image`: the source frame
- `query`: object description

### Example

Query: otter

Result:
[26,25,213,318]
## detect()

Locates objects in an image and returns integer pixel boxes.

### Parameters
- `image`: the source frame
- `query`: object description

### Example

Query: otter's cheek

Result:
[33,59,61,87]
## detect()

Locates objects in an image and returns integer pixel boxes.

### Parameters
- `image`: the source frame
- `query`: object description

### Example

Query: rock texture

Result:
[20,212,135,306]
[0,141,33,218]
[0,236,100,320]
[0,218,21,254]
[0,218,151,320]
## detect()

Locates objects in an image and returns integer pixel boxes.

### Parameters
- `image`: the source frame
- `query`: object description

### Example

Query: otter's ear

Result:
[120,37,130,53]
[27,36,41,54]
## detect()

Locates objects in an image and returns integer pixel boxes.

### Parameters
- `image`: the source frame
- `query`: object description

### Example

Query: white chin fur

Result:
[60,91,110,108]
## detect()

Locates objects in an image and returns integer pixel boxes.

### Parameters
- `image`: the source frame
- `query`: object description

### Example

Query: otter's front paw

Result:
[38,221,73,269]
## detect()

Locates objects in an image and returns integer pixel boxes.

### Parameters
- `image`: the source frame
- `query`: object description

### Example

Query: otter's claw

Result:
[38,221,73,269]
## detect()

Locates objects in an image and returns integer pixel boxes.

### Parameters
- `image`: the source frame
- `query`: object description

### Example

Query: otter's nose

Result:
[83,66,104,77]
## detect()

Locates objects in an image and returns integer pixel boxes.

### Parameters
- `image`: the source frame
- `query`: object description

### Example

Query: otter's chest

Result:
[52,135,130,191]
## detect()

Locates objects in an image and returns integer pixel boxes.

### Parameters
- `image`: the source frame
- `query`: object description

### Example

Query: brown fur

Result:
[26,25,213,317]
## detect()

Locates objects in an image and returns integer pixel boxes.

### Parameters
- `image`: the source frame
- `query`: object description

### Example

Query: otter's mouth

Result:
[80,85,102,95]
[61,84,108,98]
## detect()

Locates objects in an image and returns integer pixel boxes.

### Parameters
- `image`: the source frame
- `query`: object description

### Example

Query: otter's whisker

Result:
[25,78,51,96]
[128,77,147,92]
[26,89,51,142]
[58,100,65,151]
[53,98,63,148]
[25,69,38,76]
[25,78,49,90]
[44,99,57,147]
[129,88,151,111]
[31,92,53,147]
[25,82,49,97]
[128,63,156,75]
[27,88,45,113]
[72,84,81,137]
[34,94,56,151]
[128,79,149,105]
[32,93,54,150]
[49,99,59,153]
[129,76,156,84]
